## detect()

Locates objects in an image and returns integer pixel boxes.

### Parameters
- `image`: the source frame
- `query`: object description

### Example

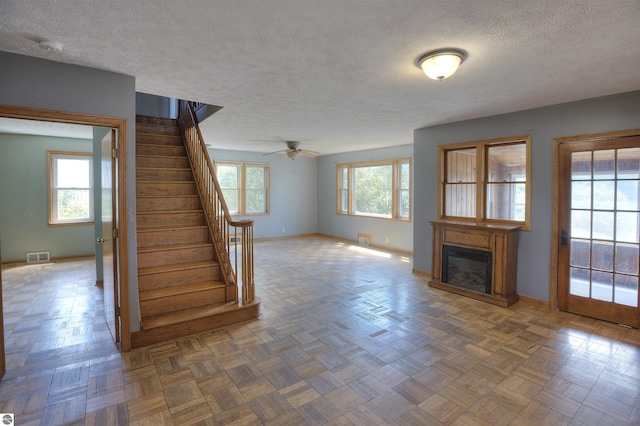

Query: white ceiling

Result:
[0,1,639,155]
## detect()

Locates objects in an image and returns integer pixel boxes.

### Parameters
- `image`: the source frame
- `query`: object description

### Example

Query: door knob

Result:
[96,237,105,244]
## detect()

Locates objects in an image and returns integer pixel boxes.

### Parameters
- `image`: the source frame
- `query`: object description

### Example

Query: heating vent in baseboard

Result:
[26,251,51,264]
[357,234,371,246]
[229,235,242,244]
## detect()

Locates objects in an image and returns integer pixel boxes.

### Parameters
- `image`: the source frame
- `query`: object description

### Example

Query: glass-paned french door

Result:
[558,135,640,327]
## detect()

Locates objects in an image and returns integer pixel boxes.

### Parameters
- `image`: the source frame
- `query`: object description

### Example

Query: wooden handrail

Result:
[177,100,255,304]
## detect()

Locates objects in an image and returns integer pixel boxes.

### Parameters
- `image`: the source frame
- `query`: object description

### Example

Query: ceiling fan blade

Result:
[262,149,287,156]
[300,149,320,158]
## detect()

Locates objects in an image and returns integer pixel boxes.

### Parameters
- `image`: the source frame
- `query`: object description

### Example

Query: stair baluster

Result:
[177,100,255,305]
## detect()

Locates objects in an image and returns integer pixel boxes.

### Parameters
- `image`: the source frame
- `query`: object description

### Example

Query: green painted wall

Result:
[0,133,95,262]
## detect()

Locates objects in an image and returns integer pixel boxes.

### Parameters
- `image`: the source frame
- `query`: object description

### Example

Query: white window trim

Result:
[48,151,94,226]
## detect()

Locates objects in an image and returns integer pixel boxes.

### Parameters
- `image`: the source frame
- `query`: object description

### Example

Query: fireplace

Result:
[442,245,492,294]
[429,220,519,307]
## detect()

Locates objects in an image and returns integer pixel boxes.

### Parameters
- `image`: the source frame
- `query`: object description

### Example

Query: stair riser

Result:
[138,265,221,291]
[137,227,210,248]
[137,212,205,229]
[131,302,260,348]
[137,196,202,212]
[137,144,186,157]
[140,287,226,317]
[137,156,190,168]
[136,116,177,127]
[138,245,214,268]
[137,182,198,196]
[136,133,183,146]
[136,123,181,136]
[137,168,193,181]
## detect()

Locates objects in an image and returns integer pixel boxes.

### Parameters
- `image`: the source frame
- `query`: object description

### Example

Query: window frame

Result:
[47,150,94,226]
[438,135,531,230]
[336,157,411,221]
[214,161,270,216]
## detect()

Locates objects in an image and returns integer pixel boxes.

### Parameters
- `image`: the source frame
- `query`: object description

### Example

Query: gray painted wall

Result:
[136,92,172,118]
[318,144,414,252]
[414,91,640,301]
[0,51,140,331]
[0,133,95,262]
[208,148,318,237]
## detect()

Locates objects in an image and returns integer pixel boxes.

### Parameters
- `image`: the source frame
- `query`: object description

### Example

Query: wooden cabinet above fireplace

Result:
[429,220,519,307]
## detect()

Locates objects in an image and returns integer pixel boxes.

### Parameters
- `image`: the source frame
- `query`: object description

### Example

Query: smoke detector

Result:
[39,39,63,53]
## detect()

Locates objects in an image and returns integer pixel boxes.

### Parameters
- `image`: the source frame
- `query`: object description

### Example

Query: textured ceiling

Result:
[1,1,639,155]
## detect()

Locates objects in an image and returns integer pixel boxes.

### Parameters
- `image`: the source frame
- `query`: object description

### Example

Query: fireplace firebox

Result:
[442,245,492,294]
[429,220,519,307]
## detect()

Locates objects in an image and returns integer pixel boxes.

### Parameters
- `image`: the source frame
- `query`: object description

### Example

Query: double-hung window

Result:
[439,135,531,229]
[337,158,411,220]
[48,151,94,225]
[215,161,270,215]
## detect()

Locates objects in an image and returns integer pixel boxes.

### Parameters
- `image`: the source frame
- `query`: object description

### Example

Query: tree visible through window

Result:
[337,158,411,220]
[48,151,94,225]
[215,161,269,215]
[354,165,392,216]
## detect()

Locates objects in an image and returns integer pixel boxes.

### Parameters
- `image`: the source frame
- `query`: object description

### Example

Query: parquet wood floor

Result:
[1,235,639,425]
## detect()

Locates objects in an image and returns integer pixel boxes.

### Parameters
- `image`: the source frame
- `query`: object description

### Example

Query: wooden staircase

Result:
[132,115,259,348]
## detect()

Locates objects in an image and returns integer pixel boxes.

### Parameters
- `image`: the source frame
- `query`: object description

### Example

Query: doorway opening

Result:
[0,105,130,379]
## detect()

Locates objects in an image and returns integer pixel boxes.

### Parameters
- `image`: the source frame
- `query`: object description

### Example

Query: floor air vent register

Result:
[26,251,51,264]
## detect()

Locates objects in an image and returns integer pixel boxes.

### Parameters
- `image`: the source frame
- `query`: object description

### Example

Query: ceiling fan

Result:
[263,141,320,160]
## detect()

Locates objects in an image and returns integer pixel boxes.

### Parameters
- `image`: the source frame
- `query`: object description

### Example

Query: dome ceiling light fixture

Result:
[417,48,466,81]
[38,39,64,53]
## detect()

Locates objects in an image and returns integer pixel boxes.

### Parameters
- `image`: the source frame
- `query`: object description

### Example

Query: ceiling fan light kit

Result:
[417,48,466,80]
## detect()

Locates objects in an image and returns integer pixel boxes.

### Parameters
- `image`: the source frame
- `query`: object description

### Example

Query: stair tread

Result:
[136,209,203,215]
[137,225,208,233]
[136,142,184,147]
[137,180,195,184]
[136,154,187,158]
[137,241,213,254]
[140,280,226,301]
[136,225,206,232]
[137,166,190,170]
[138,260,219,276]
[137,195,199,199]
[141,302,238,330]
[136,121,178,126]
[138,194,199,196]
[136,124,179,130]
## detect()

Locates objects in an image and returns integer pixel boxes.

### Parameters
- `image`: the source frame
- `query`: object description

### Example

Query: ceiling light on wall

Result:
[417,48,466,81]
[38,39,64,53]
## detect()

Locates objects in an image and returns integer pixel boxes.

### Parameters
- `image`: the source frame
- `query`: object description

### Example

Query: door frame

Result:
[0,105,131,352]
[551,128,640,311]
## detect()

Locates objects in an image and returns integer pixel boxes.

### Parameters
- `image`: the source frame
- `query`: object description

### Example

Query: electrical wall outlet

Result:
[282,227,285,233]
